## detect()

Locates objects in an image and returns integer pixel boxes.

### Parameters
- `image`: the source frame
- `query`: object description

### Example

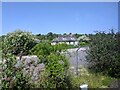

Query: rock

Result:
[15,55,45,82]
[108,80,119,88]
[29,65,35,73]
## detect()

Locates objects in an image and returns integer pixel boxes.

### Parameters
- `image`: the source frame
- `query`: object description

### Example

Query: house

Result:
[51,35,79,46]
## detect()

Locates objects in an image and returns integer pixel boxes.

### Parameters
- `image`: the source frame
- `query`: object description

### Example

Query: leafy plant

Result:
[1,30,36,56]
[87,30,120,78]
[1,53,32,89]
[30,42,69,88]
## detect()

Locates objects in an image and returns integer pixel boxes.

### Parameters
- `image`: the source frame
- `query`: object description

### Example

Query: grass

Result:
[64,42,89,49]
[68,67,115,88]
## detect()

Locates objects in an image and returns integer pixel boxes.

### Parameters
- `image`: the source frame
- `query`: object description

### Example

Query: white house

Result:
[51,35,79,46]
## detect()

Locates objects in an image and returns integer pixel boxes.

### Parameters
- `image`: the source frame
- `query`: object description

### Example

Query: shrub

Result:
[1,30,36,56]
[1,53,33,89]
[30,42,69,88]
[36,53,69,89]
[30,42,68,63]
[87,30,120,78]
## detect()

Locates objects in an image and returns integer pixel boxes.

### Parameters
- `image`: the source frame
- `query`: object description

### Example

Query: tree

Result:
[63,33,67,35]
[46,32,54,41]
[74,33,83,38]
[69,33,72,35]
[87,30,120,78]
[47,32,53,37]
[2,30,36,57]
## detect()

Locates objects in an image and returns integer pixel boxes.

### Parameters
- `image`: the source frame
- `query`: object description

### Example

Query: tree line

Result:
[35,32,85,41]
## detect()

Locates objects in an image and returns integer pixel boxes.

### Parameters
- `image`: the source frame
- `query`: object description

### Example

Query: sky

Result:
[2,2,118,35]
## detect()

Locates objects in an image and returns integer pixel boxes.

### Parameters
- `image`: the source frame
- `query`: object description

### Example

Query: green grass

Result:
[63,42,89,49]
[65,45,79,49]
[68,67,115,88]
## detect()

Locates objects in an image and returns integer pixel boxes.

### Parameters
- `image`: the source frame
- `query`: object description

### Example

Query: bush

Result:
[30,42,69,88]
[87,30,120,78]
[1,53,33,89]
[1,30,37,89]
[36,53,69,89]
[1,30,36,56]
[79,42,88,47]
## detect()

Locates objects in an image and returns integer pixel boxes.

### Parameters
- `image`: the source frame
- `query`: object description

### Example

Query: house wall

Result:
[70,42,74,45]
[75,41,79,45]
[59,42,64,44]
[66,42,70,45]
[51,42,56,45]
[51,41,79,46]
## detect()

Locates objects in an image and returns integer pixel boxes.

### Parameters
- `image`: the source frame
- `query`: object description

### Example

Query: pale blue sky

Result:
[2,2,118,35]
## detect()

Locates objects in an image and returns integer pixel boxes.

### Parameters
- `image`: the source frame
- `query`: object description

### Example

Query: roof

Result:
[52,35,77,42]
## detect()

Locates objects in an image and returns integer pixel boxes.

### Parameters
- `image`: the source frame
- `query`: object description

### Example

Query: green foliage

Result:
[1,30,36,89]
[30,42,68,63]
[36,32,58,41]
[87,30,120,78]
[36,32,84,41]
[79,41,88,47]
[64,44,78,49]
[30,42,69,88]
[1,30,36,56]
[74,33,83,38]
[31,42,52,56]
[1,53,32,89]
[37,53,69,88]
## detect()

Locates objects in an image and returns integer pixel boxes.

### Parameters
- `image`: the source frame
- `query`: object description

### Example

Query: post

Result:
[76,47,80,76]
[76,50,78,76]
